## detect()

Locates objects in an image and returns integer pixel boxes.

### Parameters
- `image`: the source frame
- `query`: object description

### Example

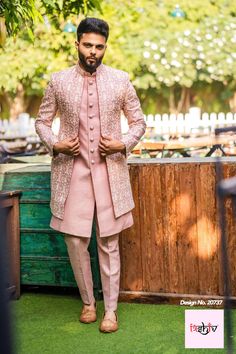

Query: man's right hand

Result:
[53,136,80,156]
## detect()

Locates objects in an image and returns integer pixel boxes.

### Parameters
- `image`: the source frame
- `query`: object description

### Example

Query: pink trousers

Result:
[64,211,120,311]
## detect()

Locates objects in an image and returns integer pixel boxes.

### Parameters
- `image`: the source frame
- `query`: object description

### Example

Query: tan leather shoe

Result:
[99,311,118,333]
[79,302,97,324]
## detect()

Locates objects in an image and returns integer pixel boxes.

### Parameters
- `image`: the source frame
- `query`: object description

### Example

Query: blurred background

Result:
[1,0,236,159]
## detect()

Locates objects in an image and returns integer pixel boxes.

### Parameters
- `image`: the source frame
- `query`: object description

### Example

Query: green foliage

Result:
[0,0,102,37]
[140,15,236,89]
[1,0,236,114]
[40,0,102,18]
[93,0,236,112]
[0,24,77,96]
[0,0,41,39]
[95,1,236,88]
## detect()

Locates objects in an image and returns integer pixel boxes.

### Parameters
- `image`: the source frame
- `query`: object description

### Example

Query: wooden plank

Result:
[221,162,236,296]
[20,232,69,257]
[3,187,50,201]
[139,164,165,292]
[119,165,143,291]
[119,290,235,306]
[2,172,50,190]
[20,258,78,286]
[196,163,220,295]
[162,163,178,293]
[174,163,199,294]
[20,257,99,293]
[20,203,52,229]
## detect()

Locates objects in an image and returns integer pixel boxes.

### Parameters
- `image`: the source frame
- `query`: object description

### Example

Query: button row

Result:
[89,78,95,166]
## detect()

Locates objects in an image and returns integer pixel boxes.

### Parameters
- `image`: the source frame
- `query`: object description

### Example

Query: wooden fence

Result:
[122,111,236,137]
[119,158,236,303]
[2,111,236,139]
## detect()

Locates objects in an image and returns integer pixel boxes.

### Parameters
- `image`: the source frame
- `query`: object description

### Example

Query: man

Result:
[35,17,146,333]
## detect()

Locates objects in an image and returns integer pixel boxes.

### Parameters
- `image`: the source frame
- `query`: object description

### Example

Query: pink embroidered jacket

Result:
[35,62,146,219]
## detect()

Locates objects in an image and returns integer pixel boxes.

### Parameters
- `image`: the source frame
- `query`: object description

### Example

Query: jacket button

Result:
[91,160,95,164]
[89,80,93,85]
[90,148,94,153]
[90,137,94,142]
[89,103,93,108]
[90,126,94,130]
[89,115,93,119]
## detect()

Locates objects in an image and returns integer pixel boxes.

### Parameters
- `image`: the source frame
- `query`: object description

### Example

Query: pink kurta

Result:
[50,67,133,238]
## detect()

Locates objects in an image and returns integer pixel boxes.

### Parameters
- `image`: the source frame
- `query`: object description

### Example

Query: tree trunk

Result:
[229,92,236,113]
[168,86,192,114]
[169,87,177,114]
[9,83,28,119]
[177,87,191,113]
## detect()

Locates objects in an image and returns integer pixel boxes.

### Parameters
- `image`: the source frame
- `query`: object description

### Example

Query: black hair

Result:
[77,17,109,42]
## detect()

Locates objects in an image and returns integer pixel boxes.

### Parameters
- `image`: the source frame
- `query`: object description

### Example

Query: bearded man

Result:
[35,17,146,333]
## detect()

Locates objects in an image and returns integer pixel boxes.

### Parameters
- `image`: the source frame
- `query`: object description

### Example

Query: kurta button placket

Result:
[88,77,95,167]
[50,65,134,238]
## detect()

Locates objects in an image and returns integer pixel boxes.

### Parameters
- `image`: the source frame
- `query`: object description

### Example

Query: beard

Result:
[78,51,103,73]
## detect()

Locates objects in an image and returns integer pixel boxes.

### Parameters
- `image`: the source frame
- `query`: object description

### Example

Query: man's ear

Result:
[75,40,79,49]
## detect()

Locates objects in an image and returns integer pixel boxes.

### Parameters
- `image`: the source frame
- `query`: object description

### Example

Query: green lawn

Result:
[11,292,235,354]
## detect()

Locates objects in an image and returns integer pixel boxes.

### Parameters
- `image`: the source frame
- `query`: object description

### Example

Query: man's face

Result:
[75,32,107,73]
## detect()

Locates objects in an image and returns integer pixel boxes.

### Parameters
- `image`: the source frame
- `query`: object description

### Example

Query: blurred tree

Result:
[96,0,236,113]
[0,24,77,117]
[0,0,101,117]
[0,0,101,44]
[1,0,236,117]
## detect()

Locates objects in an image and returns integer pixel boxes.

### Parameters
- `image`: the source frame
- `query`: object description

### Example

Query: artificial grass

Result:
[11,292,236,354]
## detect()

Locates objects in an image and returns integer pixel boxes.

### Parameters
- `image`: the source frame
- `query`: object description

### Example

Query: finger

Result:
[100,140,108,148]
[69,135,79,141]
[70,140,80,148]
[101,135,112,140]
[69,137,79,145]
[98,142,106,150]
[73,150,80,156]
[100,136,108,144]
[71,142,80,151]
[98,145,107,153]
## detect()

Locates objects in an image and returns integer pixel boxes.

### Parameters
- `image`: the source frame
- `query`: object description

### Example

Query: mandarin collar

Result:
[76,61,103,77]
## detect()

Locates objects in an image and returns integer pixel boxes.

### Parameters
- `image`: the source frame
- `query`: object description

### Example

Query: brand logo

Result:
[185,310,224,348]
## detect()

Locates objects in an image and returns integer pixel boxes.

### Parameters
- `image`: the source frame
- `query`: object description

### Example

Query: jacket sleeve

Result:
[35,75,59,157]
[120,75,146,157]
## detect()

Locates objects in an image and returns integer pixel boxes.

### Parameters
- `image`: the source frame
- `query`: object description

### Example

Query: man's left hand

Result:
[98,135,126,157]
